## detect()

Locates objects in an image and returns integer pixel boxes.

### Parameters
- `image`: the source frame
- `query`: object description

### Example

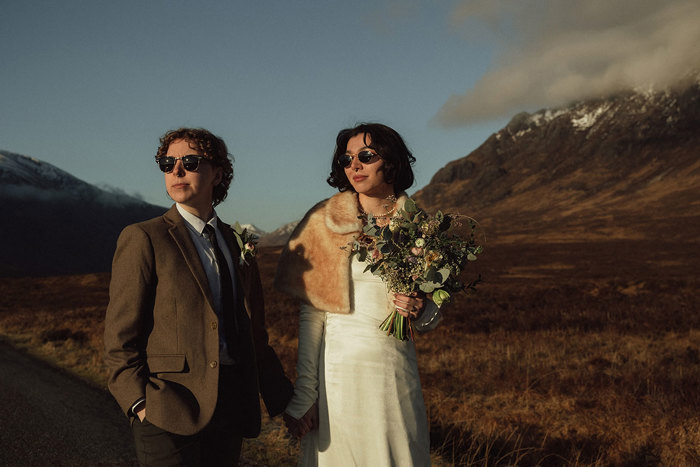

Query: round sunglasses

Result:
[155,154,205,173]
[337,150,380,168]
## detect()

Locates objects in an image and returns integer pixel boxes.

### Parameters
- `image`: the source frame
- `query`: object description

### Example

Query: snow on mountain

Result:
[258,220,299,247]
[239,223,266,237]
[500,77,696,144]
[0,150,153,208]
[571,103,612,131]
[0,150,83,188]
[1,150,167,276]
[273,220,299,235]
[415,77,700,243]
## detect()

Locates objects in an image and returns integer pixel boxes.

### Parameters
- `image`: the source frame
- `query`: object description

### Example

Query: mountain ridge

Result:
[414,80,700,243]
[258,220,299,247]
[4,79,699,274]
[1,150,155,208]
[1,151,167,276]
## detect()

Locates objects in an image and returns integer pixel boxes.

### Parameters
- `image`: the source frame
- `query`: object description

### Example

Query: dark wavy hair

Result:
[327,123,415,194]
[156,128,233,207]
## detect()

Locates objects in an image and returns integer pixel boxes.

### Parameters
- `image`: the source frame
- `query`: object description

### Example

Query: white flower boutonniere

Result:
[232,222,258,265]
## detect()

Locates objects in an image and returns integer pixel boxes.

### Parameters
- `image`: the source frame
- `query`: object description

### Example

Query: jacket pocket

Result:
[147,354,187,374]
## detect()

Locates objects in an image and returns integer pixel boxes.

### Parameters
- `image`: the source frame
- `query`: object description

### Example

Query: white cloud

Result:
[436,0,700,126]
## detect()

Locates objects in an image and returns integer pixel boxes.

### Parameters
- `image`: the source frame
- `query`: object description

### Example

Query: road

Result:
[0,339,136,466]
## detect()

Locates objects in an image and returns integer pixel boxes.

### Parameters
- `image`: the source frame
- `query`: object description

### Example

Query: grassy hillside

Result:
[1,241,698,465]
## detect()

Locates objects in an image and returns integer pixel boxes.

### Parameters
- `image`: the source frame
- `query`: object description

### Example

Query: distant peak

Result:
[239,223,266,236]
[0,149,165,210]
[0,150,84,188]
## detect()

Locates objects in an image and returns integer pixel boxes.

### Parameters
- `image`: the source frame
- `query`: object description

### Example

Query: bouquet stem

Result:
[379,309,415,341]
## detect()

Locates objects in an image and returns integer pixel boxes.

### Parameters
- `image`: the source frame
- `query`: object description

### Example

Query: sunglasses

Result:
[337,150,380,168]
[155,155,205,173]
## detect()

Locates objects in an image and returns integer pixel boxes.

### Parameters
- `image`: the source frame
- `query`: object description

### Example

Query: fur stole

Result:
[274,190,408,314]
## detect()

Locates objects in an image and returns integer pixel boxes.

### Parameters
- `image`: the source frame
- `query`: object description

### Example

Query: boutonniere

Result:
[232,222,258,265]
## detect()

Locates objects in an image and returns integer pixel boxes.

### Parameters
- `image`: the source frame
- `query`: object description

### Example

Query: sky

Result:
[2,0,698,231]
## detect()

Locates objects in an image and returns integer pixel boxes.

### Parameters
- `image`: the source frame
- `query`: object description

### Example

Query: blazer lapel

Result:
[164,206,216,312]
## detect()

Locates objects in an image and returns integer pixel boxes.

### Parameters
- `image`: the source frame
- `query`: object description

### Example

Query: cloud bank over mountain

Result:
[436,0,700,126]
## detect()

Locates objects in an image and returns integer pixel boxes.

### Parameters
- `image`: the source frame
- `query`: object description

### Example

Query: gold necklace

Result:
[357,194,397,219]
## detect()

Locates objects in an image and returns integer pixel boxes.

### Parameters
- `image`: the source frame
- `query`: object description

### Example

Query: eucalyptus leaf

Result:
[437,268,451,283]
[233,231,244,249]
[425,267,438,282]
[382,227,392,241]
[379,243,393,254]
[358,249,367,262]
[403,198,417,213]
[419,282,437,293]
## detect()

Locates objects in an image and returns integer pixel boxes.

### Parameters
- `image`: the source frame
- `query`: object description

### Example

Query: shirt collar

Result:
[176,203,218,236]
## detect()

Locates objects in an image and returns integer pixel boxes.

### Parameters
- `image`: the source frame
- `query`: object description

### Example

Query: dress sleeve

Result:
[413,300,443,333]
[285,303,325,419]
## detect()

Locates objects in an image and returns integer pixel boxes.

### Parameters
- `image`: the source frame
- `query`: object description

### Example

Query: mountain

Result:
[0,151,167,276]
[239,223,266,238]
[258,220,300,247]
[414,78,700,244]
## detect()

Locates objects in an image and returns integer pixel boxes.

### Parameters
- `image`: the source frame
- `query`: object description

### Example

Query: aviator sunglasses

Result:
[155,154,205,173]
[337,150,380,169]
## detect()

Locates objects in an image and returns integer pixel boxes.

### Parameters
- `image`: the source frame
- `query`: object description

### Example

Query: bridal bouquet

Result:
[349,198,482,341]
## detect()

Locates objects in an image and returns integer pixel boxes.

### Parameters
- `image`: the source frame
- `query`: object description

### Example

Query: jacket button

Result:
[209,361,218,368]
[211,321,218,330]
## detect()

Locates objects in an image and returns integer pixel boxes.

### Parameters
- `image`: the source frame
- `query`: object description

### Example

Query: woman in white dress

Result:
[274,123,441,466]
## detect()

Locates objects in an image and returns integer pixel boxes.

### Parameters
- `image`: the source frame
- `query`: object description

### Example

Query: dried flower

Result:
[348,197,482,340]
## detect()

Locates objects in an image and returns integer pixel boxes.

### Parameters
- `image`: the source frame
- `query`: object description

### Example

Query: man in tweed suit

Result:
[104,127,292,466]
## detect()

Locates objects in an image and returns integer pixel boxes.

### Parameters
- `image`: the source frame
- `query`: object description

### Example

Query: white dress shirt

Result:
[176,203,237,365]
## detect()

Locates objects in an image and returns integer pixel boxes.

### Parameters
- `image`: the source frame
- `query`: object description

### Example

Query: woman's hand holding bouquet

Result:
[349,198,482,341]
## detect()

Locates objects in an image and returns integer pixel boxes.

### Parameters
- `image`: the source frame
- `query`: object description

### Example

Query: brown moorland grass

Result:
[1,240,699,465]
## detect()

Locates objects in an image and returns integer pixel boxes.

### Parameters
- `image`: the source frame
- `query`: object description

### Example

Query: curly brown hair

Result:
[156,128,234,207]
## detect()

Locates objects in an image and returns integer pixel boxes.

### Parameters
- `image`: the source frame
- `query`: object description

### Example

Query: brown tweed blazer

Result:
[104,205,292,436]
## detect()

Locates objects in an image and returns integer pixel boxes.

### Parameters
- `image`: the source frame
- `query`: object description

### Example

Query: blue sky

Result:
[2,0,696,230]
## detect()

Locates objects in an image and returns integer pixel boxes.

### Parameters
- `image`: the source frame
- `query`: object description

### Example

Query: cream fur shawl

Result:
[274,190,408,314]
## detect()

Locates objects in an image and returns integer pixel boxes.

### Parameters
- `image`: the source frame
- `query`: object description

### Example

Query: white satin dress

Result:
[285,257,441,467]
